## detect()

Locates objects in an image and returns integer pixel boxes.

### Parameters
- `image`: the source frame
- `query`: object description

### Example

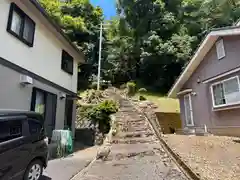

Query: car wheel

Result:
[23,160,43,180]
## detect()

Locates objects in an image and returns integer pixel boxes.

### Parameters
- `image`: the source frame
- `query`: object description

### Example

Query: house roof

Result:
[29,0,85,62]
[168,25,240,98]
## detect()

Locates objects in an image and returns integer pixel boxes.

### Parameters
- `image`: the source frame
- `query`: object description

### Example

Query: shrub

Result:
[81,89,103,104]
[138,88,147,94]
[86,89,96,103]
[127,81,136,96]
[89,82,98,90]
[87,100,118,134]
[139,95,147,101]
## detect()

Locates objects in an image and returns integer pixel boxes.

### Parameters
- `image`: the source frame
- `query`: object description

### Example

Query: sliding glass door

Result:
[31,88,57,137]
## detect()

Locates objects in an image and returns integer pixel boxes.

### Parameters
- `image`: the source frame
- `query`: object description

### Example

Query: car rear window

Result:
[0,120,22,143]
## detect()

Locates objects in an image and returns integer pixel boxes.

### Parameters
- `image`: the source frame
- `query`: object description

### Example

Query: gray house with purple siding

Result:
[168,26,240,137]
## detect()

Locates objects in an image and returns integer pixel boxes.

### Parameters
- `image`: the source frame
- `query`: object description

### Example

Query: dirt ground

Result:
[162,134,240,180]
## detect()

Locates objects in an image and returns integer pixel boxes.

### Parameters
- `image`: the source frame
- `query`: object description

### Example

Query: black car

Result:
[0,110,48,180]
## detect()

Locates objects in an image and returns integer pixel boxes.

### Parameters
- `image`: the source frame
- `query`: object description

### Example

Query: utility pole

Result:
[97,22,103,90]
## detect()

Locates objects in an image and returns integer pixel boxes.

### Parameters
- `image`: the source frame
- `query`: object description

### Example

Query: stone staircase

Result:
[111,98,159,146]
[74,91,188,180]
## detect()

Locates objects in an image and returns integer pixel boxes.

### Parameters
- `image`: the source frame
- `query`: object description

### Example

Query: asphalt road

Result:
[41,157,90,180]
[41,146,98,180]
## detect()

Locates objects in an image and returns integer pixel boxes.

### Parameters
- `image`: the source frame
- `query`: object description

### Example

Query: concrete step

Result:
[117,131,154,138]
[111,137,157,144]
[119,126,151,133]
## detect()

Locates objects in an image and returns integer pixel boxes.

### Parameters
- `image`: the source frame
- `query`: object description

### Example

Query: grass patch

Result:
[137,91,180,113]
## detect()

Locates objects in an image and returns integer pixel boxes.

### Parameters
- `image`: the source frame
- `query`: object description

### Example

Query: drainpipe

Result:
[204,124,208,133]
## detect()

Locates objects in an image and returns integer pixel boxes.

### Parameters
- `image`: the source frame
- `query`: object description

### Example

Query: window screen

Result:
[211,76,240,107]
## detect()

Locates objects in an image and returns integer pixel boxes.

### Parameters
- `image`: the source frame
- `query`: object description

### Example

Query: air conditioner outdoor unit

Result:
[20,75,33,85]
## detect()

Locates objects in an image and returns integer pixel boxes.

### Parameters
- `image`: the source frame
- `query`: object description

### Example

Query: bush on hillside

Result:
[89,82,98,90]
[80,89,103,104]
[127,81,136,96]
[87,100,118,134]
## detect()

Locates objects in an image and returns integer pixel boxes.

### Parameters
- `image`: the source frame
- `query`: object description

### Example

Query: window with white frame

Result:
[215,39,225,60]
[211,76,240,107]
[184,94,194,126]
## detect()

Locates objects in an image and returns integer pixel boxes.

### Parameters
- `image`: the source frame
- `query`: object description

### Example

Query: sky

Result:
[90,0,116,19]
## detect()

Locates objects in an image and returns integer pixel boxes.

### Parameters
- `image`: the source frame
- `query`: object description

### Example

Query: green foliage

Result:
[89,82,98,90]
[101,18,136,86]
[77,104,95,117]
[139,95,147,101]
[127,81,136,96]
[80,89,104,104]
[40,0,240,93]
[112,0,240,93]
[138,88,147,93]
[39,0,103,88]
[87,100,118,134]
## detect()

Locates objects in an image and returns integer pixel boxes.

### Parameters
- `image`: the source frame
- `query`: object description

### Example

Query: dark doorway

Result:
[45,93,57,137]
[64,97,73,130]
[31,87,57,137]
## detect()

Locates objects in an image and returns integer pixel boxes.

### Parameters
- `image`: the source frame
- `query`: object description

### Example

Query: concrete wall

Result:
[0,0,79,93]
[179,35,240,135]
[0,63,66,130]
[155,112,182,134]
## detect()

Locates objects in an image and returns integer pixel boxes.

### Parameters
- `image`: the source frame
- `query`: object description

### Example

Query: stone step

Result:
[116,120,146,125]
[119,126,151,133]
[111,137,157,144]
[115,119,145,125]
[117,131,154,138]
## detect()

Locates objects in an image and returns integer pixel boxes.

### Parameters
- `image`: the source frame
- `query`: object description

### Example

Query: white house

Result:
[0,0,84,137]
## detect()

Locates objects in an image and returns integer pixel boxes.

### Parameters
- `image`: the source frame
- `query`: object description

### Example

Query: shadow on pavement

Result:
[73,140,93,153]
[233,139,240,143]
[40,175,52,180]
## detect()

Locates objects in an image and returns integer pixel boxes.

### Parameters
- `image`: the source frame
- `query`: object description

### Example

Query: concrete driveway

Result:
[41,146,99,180]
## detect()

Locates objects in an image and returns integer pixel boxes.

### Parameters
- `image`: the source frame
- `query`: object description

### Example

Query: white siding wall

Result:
[0,0,78,93]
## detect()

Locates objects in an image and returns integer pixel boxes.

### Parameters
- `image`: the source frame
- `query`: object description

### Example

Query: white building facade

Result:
[0,0,84,137]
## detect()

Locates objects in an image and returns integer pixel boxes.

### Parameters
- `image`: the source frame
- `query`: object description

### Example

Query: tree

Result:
[114,0,240,93]
[39,0,103,64]
[40,0,240,93]
[101,18,136,85]
[40,0,104,89]
[115,0,195,92]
